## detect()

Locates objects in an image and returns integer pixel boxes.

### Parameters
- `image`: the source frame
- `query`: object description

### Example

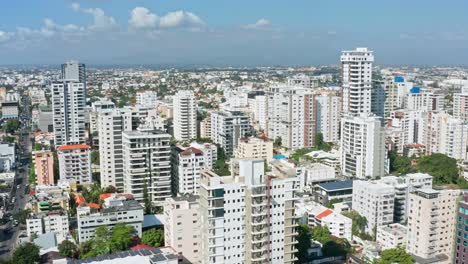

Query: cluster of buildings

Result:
[9,49,468,264]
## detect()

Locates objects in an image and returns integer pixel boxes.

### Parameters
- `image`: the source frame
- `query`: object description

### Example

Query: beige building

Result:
[376,223,407,250]
[234,137,273,162]
[34,150,55,186]
[407,189,460,263]
[164,195,200,264]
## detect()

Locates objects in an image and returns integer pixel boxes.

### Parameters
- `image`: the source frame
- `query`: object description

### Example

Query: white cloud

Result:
[129,7,205,30]
[159,11,205,29]
[243,18,271,30]
[70,2,117,31]
[129,7,159,29]
[0,31,11,43]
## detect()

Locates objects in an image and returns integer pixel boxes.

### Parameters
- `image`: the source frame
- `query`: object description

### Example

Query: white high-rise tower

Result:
[173,90,197,141]
[341,48,374,115]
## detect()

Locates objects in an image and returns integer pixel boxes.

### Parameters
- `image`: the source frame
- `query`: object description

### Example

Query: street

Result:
[0,95,32,260]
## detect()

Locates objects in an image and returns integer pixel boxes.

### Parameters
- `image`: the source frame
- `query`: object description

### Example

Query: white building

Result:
[453,92,468,121]
[98,108,134,190]
[352,180,395,234]
[299,163,336,189]
[266,86,316,150]
[26,212,69,242]
[136,90,158,108]
[340,113,385,179]
[377,173,432,223]
[89,98,115,134]
[234,137,273,162]
[0,144,15,172]
[287,74,316,88]
[122,130,172,206]
[315,93,340,142]
[406,90,444,112]
[61,61,86,83]
[200,159,299,264]
[407,189,460,264]
[376,223,407,250]
[51,81,86,146]
[173,90,197,141]
[57,144,92,184]
[296,199,352,241]
[341,48,374,115]
[210,110,251,157]
[164,195,200,264]
[172,146,208,195]
[77,195,144,243]
[252,95,267,131]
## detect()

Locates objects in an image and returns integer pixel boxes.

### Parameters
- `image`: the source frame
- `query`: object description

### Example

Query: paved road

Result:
[0,95,32,260]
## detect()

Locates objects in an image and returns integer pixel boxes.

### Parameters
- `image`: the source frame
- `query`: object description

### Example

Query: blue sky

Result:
[1,0,468,66]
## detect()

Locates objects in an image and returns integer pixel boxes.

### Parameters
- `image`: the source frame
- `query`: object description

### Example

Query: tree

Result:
[2,135,15,143]
[322,237,351,257]
[143,180,152,214]
[3,119,20,134]
[417,153,459,185]
[213,146,231,176]
[110,224,134,251]
[389,152,415,175]
[273,137,282,147]
[343,210,373,240]
[291,148,314,162]
[58,240,79,259]
[296,224,312,263]
[11,242,40,264]
[310,225,331,243]
[315,133,332,151]
[79,224,136,258]
[378,246,414,264]
[14,209,32,225]
[141,228,164,247]
[91,150,100,165]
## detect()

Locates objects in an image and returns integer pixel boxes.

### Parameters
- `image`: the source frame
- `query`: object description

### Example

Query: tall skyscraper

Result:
[340,113,385,179]
[122,130,172,207]
[51,81,86,146]
[173,90,197,141]
[61,61,86,83]
[210,110,251,157]
[341,48,374,115]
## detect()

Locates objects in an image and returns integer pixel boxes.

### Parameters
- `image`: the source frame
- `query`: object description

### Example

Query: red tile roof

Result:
[87,203,100,209]
[131,244,154,250]
[75,194,86,205]
[57,144,90,151]
[99,193,112,201]
[180,147,203,156]
[316,209,334,220]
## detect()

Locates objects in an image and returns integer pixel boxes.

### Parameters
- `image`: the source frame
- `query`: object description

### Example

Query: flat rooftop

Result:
[318,180,353,191]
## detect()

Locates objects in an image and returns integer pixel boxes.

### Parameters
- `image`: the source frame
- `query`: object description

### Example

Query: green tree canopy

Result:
[296,224,312,263]
[389,152,415,175]
[79,224,136,259]
[141,228,164,247]
[416,153,459,185]
[58,240,79,259]
[3,119,20,134]
[91,150,100,165]
[11,242,40,264]
[310,225,331,244]
[378,246,414,264]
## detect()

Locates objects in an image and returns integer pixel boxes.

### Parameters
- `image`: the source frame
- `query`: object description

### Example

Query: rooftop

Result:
[57,144,90,151]
[318,180,353,191]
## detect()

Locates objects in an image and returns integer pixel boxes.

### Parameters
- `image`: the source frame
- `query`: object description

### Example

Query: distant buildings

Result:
[173,90,197,141]
[1,101,19,119]
[57,144,92,184]
[340,113,385,179]
[34,150,55,186]
[315,93,340,143]
[122,130,172,206]
[136,90,158,108]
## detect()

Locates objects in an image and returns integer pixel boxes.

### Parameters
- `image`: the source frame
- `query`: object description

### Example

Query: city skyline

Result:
[1,0,468,66]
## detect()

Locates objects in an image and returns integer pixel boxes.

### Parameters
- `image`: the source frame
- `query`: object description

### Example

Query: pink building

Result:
[34,150,55,186]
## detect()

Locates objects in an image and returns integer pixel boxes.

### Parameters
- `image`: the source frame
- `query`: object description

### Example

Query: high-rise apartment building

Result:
[98,108,134,190]
[252,95,267,131]
[340,113,385,179]
[51,81,86,146]
[122,130,172,206]
[57,144,92,184]
[266,86,316,150]
[61,61,86,83]
[407,189,460,264]
[199,159,299,264]
[210,110,251,157]
[352,180,395,234]
[173,90,197,141]
[234,137,273,162]
[172,146,209,195]
[34,150,55,186]
[315,93,340,143]
[341,48,374,115]
[164,195,201,264]
[453,92,468,122]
